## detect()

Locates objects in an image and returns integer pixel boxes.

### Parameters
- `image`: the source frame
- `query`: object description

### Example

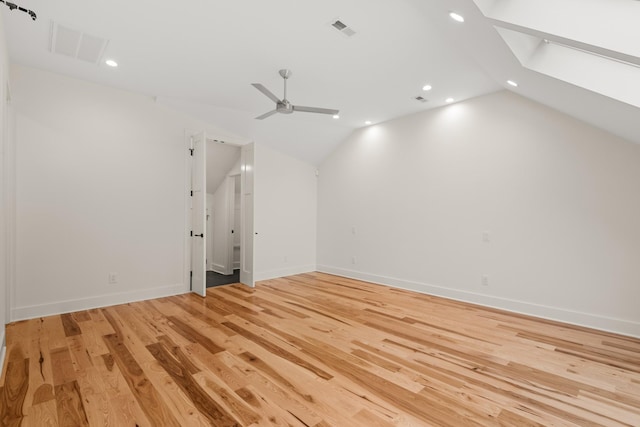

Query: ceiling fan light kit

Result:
[252,69,339,120]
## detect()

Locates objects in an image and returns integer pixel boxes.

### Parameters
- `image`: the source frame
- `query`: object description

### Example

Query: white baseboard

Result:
[11,283,188,322]
[0,332,6,378]
[317,265,640,339]
[212,264,226,275]
[255,264,316,282]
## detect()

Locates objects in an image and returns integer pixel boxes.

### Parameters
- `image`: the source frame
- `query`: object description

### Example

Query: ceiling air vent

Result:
[414,96,428,103]
[50,22,109,64]
[329,19,357,38]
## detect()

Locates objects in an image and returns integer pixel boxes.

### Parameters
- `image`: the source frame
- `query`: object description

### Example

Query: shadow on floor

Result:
[207,269,240,288]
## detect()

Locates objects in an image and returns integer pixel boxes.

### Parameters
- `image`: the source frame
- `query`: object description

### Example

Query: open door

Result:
[240,144,255,287]
[190,132,207,296]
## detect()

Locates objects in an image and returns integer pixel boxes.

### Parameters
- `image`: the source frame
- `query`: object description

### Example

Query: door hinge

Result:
[189,148,194,156]
[190,190,193,197]
[190,230,193,237]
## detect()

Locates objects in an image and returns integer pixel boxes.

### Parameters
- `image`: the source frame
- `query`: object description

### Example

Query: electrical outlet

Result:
[283,256,288,263]
[482,231,490,243]
[352,226,357,235]
[481,275,489,286]
[351,256,357,264]
[108,272,118,284]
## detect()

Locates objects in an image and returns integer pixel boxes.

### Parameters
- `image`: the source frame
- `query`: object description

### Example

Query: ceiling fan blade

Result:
[251,83,280,103]
[293,105,339,115]
[255,110,278,120]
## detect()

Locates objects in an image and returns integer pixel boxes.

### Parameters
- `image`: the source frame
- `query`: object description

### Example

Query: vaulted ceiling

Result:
[2,0,638,165]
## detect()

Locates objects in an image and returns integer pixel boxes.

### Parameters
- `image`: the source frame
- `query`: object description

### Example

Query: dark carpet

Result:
[207,269,240,288]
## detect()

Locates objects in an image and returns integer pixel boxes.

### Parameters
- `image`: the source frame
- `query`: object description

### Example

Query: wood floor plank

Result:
[0,349,29,427]
[23,399,59,427]
[3,272,640,426]
[60,314,82,338]
[93,353,152,427]
[146,341,241,426]
[102,334,182,427]
[54,380,89,427]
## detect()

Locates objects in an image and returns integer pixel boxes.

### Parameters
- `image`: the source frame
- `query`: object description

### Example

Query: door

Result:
[240,144,255,287]
[190,132,207,296]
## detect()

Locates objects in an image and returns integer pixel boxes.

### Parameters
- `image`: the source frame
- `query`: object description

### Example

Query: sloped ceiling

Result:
[432,0,640,148]
[206,141,240,195]
[2,0,638,165]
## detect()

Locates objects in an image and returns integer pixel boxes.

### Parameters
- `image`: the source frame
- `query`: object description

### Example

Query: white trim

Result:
[212,264,226,275]
[11,283,187,322]
[317,265,640,339]
[0,334,6,378]
[255,265,316,282]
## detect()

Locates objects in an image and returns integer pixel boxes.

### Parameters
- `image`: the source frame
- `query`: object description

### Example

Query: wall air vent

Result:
[50,22,109,64]
[329,19,357,38]
[414,96,428,103]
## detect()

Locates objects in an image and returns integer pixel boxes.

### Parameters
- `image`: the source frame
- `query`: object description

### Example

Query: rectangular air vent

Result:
[414,96,428,103]
[329,18,357,38]
[50,22,109,64]
[332,20,347,31]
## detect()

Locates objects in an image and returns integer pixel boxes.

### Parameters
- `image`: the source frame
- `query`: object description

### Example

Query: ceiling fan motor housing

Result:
[277,100,294,114]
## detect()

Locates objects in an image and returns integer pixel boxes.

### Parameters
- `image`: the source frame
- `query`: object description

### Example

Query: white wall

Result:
[206,194,214,270]
[254,144,317,281]
[318,90,640,337]
[207,158,241,273]
[211,178,229,273]
[0,15,12,369]
[233,176,241,269]
[11,65,241,320]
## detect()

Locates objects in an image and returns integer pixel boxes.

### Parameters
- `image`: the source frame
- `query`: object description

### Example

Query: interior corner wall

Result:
[11,64,239,320]
[0,15,10,369]
[254,144,317,281]
[317,90,640,337]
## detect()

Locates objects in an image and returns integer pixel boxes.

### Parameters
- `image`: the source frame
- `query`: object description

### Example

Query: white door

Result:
[190,132,207,296]
[240,144,255,287]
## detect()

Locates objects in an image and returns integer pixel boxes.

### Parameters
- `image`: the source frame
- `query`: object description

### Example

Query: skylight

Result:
[473,0,640,108]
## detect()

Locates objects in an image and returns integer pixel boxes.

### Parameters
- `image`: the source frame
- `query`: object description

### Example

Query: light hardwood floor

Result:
[1,272,639,426]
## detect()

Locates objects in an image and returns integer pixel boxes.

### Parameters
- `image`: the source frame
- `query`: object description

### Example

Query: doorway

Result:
[206,139,242,288]
[189,132,253,295]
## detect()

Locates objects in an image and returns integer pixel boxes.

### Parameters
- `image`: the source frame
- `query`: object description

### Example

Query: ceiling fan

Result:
[251,69,339,120]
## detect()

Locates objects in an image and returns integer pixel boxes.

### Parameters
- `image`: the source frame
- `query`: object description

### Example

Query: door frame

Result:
[183,130,255,291]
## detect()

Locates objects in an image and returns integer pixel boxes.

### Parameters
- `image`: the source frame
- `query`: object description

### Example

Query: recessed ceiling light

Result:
[445,98,454,103]
[365,120,372,125]
[105,59,118,67]
[507,80,518,87]
[449,12,465,23]
[422,84,432,91]
[333,114,340,119]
